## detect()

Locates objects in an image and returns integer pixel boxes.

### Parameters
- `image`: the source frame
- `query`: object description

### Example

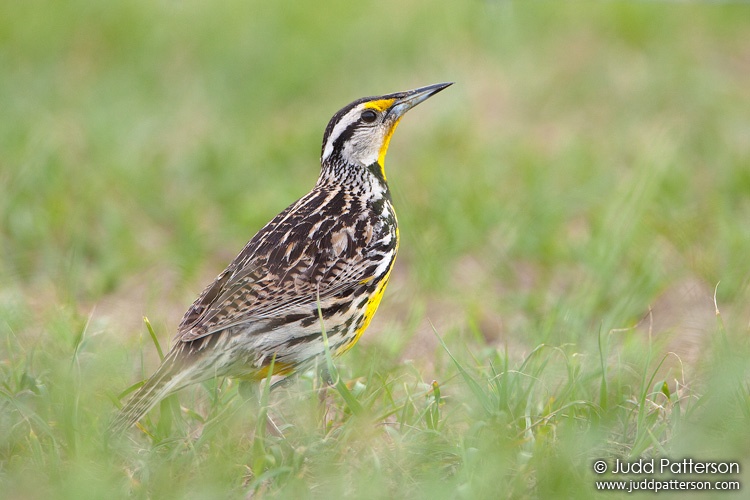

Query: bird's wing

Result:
[175,195,385,342]
[176,248,371,342]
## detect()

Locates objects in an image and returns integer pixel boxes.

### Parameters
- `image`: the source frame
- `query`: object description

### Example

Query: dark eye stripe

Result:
[331,122,359,155]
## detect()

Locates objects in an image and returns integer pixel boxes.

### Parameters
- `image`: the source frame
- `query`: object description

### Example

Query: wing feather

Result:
[175,187,385,342]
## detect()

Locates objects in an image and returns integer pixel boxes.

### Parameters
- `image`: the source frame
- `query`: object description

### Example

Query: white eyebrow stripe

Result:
[322,105,362,161]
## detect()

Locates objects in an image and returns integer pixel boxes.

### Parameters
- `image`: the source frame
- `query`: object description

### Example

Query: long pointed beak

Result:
[388,82,453,119]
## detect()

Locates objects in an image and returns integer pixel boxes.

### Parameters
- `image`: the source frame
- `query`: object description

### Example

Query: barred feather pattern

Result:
[109,158,398,433]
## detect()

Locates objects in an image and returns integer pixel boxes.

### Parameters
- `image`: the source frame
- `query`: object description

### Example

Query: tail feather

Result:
[108,350,197,434]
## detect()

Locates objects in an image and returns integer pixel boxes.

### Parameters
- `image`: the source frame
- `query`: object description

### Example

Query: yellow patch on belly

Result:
[335,266,394,357]
[251,360,295,381]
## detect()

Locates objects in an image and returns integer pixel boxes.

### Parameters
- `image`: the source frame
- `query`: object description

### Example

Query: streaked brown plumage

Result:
[109,82,451,432]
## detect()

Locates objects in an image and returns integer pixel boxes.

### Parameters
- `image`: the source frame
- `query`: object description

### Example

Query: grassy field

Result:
[2,1,750,498]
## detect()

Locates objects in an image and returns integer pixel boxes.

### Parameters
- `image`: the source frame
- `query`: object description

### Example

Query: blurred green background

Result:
[1,1,749,498]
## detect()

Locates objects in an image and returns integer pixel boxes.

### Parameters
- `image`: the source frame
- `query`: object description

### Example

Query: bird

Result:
[109,82,452,433]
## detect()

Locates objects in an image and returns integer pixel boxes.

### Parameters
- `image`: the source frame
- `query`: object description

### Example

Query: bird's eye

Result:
[361,110,378,123]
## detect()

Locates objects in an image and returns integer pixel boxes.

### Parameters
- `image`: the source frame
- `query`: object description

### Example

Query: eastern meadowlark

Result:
[110,82,452,432]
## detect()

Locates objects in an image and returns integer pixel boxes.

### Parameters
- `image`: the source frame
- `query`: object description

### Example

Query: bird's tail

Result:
[108,348,200,434]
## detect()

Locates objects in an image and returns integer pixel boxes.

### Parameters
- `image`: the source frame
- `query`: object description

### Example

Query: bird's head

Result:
[320,82,452,183]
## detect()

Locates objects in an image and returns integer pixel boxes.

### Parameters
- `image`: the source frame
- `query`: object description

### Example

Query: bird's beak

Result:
[387,82,453,119]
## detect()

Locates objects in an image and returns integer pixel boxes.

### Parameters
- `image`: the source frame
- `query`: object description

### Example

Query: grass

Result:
[2,0,750,498]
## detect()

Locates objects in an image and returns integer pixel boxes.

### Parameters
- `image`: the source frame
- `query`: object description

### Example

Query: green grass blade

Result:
[144,316,165,361]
